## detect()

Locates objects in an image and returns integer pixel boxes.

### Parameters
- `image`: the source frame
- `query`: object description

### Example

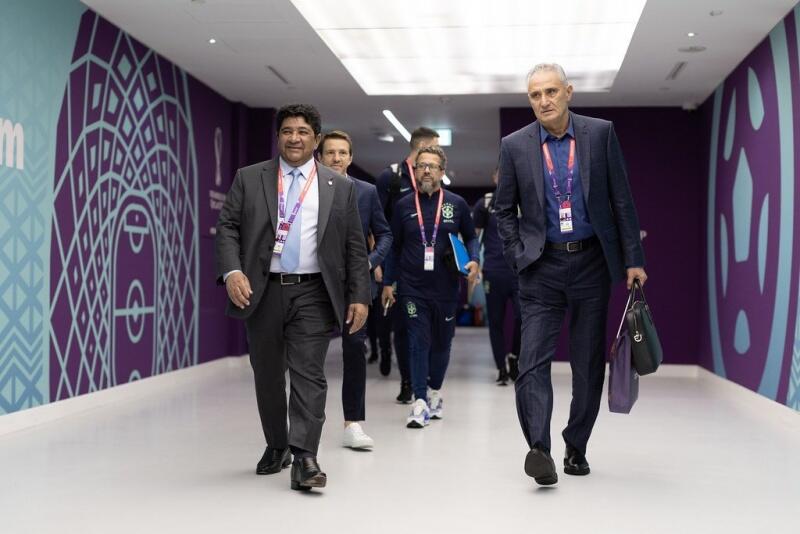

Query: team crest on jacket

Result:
[406,301,418,317]
[441,202,455,221]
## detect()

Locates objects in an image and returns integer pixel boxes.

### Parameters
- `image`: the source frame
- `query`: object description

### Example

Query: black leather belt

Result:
[268,272,322,285]
[545,236,598,253]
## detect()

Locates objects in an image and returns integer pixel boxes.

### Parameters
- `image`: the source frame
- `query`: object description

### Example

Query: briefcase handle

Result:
[630,278,650,304]
[615,287,635,339]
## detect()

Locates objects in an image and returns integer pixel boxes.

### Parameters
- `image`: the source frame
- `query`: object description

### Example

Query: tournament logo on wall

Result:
[49,13,199,400]
[706,14,798,408]
[208,126,226,235]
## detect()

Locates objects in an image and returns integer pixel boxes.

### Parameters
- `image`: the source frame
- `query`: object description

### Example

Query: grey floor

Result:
[1,327,798,534]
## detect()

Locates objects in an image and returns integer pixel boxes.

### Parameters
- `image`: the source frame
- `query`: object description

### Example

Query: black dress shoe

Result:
[564,446,590,476]
[496,367,509,386]
[507,354,519,381]
[395,380,412,404]
[290,457,327,491]
[256,447,291,475]
[379,353,392,376]
[524,447,558,486]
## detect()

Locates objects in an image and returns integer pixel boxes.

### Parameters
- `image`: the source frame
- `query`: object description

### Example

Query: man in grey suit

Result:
[495,64,647,486]
[215,104,370,491]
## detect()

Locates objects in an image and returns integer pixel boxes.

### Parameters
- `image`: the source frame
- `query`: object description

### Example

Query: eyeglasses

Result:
[414,163,443,172]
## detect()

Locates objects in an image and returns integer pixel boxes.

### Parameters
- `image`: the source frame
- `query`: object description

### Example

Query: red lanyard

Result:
[277,164,318,224]
[405,159,418,192]
[413,188,444,247]
[541,138,575,203]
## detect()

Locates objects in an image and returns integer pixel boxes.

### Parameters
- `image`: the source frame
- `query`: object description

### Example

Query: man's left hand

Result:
[626,267,648,290]
[346,303,369,334]
[465,261,481,288]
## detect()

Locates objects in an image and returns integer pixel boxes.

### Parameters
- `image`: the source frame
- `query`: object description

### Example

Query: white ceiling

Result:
[81,0,799,186]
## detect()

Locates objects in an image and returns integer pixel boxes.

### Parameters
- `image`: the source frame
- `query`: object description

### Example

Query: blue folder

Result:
[448,233,471,276]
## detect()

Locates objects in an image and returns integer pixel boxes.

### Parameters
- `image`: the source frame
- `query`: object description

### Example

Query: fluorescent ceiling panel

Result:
[290,0,647,95]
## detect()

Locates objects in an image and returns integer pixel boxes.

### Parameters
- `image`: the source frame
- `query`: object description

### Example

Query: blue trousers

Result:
[401,297,457,402]
[483,270,521,370]
[516,242,610,455]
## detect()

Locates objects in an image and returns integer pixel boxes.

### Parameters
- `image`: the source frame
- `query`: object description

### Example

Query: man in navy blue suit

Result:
[319,130,392,450]
[495,63,648,486]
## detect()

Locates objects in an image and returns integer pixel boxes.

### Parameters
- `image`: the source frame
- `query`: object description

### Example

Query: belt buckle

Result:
[280,273,296,286]
[566,241,581,253]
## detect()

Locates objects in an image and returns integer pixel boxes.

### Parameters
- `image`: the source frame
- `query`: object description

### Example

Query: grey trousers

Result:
[245,277,336,455]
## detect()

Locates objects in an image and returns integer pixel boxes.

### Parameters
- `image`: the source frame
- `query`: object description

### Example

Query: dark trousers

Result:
[367,294,391,356]
[376,303,410,381]
[341,320,367,421]
[402,297,457,402]
[483,269,521,370]
[245,278,336,456]
[516,243,610,455]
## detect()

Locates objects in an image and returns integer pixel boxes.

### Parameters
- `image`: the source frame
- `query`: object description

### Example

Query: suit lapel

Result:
[261,160,278,233]
[317,167,334,245]
[526,122,545,210]
[573,113,592,199]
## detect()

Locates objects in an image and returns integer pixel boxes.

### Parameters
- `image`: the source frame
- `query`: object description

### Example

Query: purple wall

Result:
[499,107,704,364]
[699,6,800,409]
[49,11,273,400]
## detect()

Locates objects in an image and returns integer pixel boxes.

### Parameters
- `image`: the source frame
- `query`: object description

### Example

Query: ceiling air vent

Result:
[665,61,687,81]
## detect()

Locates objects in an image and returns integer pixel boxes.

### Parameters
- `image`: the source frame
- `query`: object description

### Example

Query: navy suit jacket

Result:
[494,112,645,283]
[352,176,392,298]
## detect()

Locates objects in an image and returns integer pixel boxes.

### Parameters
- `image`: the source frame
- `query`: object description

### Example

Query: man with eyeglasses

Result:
[381,146,480,428]
[375,127,440,403]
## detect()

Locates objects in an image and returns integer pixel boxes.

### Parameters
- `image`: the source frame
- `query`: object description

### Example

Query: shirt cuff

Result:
[223,269,242,282]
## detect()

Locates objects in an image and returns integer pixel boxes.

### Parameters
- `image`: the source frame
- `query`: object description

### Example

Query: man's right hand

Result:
[226,271,253,309]
[381,285,395,310]
[373,265,383,283]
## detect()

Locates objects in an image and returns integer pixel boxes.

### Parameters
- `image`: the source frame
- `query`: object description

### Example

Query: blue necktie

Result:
[280,169,303,273]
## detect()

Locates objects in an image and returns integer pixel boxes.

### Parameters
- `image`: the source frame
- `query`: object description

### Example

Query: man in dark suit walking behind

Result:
[319,130,392,450]
[495,64,647,486]
[215,104,370,491]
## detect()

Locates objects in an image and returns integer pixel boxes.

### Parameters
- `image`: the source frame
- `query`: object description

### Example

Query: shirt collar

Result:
[539,116,575,144]
[278,156,316,179]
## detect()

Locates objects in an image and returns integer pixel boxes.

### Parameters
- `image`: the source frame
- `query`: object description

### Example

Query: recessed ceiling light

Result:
[687,32,696,38]
[679,46,707,53]
[208,38,217,44]
[377,134,395,143]
[290,0,647,95]
[709,10,723,16]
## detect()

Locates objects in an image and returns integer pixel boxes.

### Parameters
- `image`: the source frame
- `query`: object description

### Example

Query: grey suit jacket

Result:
[494,112,645,282]
[215,158,371,328]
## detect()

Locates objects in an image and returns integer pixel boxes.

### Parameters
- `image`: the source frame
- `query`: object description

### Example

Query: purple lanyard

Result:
[541,138,575,203]
[277,164,317,224]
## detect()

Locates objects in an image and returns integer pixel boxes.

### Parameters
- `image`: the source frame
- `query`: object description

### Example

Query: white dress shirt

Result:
[269,157,320,274]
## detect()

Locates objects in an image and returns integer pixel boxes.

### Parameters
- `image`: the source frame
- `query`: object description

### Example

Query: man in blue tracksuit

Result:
[473,168,521,385]
[382,146,480,428]
[319,130,392,450]
[375,127,440,403]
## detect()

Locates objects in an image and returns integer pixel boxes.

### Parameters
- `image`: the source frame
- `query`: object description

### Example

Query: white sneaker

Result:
[428,389,443,420]
[342,422,374,449]
[406,399,430,428]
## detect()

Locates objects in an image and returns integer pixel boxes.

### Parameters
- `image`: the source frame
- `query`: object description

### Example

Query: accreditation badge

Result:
[559,199,574,234]
[273,221,290,255]
[424,246,435,271]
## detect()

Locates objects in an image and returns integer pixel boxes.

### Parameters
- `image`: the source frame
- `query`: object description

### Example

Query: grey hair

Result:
[526,63,569,85]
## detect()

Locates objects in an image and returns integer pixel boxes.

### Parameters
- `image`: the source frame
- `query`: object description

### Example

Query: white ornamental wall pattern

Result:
[50,14,198,400]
